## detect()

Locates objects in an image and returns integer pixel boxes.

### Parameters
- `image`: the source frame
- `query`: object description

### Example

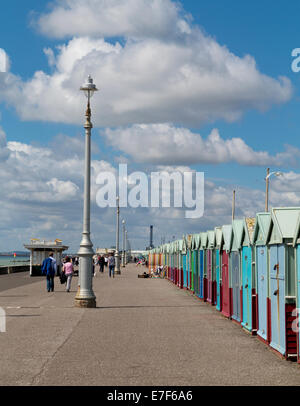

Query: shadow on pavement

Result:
[96,305,202,309]
[6,315,41,318]
[0,295,29,298]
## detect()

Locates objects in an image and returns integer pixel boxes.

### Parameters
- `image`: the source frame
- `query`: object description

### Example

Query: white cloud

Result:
[104,124,300,166]
[0,127,10,161]
[34,0,189,40]
[0,6,292,127]
[0,49,9,73]
[0,130,119,250]
[1,130,300,251]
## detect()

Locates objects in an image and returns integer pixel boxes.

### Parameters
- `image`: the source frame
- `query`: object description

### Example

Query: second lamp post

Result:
[122,220,126,267]
[115,197,121,275]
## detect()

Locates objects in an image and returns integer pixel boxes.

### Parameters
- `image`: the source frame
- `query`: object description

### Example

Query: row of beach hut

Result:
[148,207,300,362]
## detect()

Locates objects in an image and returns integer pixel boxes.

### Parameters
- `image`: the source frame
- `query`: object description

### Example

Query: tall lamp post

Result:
[75,75,98,309]
[115,197,121,275]
[265,168,283,212]
[125,230,128,265]
[122,220,126,267]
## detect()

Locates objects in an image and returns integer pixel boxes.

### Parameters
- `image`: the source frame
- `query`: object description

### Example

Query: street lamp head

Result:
[122,220,125,225]
[266,171,284,181]
[80,75,98,99]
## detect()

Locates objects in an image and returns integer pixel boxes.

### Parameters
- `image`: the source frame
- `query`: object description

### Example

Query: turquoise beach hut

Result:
[215,227,223,311]
[201,232,208,301]
[241,217,256,334]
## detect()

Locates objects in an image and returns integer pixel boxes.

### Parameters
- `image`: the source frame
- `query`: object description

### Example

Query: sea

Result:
[0,256,30,267]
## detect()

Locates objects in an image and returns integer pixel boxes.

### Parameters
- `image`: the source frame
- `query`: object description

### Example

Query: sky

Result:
[1,0,300,251]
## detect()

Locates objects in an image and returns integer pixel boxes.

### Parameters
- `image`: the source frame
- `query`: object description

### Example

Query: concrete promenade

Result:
[1,264,300,386]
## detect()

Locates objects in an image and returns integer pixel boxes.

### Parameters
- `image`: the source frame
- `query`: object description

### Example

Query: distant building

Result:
[24,239,69,276]
[96,248,115,256]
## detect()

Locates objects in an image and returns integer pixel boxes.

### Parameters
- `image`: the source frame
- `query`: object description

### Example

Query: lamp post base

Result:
[75,297,96,308]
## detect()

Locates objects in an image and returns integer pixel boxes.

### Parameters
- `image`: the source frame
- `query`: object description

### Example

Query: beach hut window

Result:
[286,246,295,298]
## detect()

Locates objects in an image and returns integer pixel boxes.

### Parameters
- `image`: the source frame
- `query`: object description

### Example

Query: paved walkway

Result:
[0,264,300,386]
[0,272,43,293]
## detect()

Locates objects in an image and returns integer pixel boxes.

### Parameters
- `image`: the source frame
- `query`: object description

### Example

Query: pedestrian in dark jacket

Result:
[41,252,57,292]
[98,255,105,273]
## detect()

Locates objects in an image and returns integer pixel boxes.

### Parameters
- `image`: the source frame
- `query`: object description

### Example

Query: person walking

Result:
[41,252,57,292]
[62,256,74,292]
[104,255,108,268]
[108,253,115,278]
[98,255,105,273]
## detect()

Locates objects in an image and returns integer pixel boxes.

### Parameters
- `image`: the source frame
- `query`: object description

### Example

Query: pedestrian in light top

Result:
[108,253,115,278]
[63,256,74,292]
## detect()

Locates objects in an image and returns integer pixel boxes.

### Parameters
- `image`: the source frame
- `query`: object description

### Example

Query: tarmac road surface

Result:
[0,272,43,293]
[0,264,300,386]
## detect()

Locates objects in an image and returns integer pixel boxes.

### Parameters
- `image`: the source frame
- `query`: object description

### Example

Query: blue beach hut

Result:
[253,213,272,344]
[268,207,299,359]
[293,215,300,363]
[207,230,216,305]
[230,219,244,323]
[198,233,206,300]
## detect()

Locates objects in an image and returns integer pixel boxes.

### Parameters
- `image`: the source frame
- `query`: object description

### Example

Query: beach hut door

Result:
[270,245,285,355]
[257,246,268,341]
[199,250,204,299]
[221,252,230,317]
[242,247,252,331]
[232,252,241,322]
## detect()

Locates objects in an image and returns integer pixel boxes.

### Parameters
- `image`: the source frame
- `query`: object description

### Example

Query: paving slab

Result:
[0,264,300,386]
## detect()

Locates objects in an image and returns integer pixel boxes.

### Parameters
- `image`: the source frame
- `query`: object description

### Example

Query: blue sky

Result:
[1,0,300,250]
[1,1,300,175]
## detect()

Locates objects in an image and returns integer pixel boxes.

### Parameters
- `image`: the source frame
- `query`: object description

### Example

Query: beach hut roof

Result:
[231,219,244,251]
[293,214,300,246]
[200,232,208,249]
[186,234,193,250]
[178,239,184,251]
[269,207,300,245]
[181,236,188,254]
[253,212,272,246]
[192,233,201,250]
[215,227,223,248]
[170,241,176,254]
[222,225,233,252]
[242,217,256,246]
[207,230,215,249]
